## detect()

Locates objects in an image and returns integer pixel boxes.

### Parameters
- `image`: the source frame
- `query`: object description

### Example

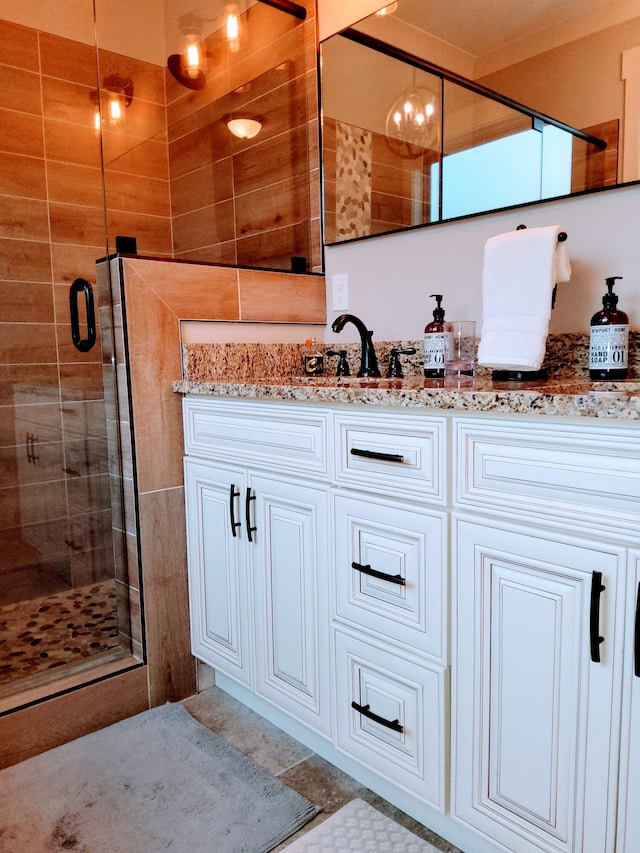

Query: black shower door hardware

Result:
[352,561,405,586]
[590,570,606,663]
[351,701,404,733]
[350,447,404,463]
[69,277,97,353]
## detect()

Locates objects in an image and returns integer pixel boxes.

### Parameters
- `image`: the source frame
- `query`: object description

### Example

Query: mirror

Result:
[321,0,640,244]
[101,0,317,272]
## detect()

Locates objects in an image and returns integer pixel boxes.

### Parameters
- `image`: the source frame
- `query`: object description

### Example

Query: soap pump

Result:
[303,338,324,376]
[424,294,451,378]
[589,276,629,380]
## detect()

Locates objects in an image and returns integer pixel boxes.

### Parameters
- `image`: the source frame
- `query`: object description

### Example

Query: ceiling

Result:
[389,0,632,57]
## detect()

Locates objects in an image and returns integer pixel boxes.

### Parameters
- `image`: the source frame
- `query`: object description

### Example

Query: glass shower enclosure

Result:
[0,0,138,702]
[0,0,313,713]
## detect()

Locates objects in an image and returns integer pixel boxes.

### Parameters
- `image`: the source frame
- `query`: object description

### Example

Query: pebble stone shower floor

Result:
[0,580,120,686]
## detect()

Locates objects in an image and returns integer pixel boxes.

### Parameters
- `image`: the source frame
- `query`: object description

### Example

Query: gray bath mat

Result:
[283,798,441,852]
[0,702,318,852]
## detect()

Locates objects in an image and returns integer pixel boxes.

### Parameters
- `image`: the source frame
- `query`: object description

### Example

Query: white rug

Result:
[283,799,442,852]
[0,702,318,852]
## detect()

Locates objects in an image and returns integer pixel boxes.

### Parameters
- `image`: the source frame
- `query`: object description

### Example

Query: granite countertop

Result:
[174,337,640,419]
[172,374,640,420]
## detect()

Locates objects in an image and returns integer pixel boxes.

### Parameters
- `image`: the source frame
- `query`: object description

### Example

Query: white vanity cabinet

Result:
[183,398,332,736]
[182,393,640,853]
[331,409,449,811]
[452,417,640,853]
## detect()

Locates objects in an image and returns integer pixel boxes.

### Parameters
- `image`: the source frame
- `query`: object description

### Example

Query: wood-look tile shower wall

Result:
[0,19,114,603]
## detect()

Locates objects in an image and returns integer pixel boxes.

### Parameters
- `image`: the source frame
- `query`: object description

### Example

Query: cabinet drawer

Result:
[334,411,446,503]
[183,397,329,477]
[334,492,446,663]
[335,628,447,811]
[455,418,640,530]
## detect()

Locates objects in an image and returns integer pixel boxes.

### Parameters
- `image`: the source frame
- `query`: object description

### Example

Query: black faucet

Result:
[331,314,381,377]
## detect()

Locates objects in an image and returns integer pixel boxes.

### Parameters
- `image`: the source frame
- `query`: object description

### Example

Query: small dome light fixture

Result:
[376,2,398,15]
[226,117,262,139]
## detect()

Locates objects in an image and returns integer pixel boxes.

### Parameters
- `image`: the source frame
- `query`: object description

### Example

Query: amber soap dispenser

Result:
[424,294,450,378]
[589,276,629,380]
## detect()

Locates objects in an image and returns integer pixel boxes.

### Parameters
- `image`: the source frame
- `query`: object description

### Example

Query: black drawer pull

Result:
[634,581,640,678]
[229,484,241,537]
[590,571,606,663]
[352,561,405,586]
[350,447,404,463]
[245,488,257,543]
[351,701,403,733]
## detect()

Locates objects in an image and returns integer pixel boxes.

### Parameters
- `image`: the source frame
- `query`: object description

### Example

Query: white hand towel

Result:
[477,225,571,371]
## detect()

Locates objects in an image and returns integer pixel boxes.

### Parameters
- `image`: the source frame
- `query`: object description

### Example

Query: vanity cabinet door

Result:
[617,550,640,851]
[453,515,623,853]
[251,472,331,736]
[184,458,252,687]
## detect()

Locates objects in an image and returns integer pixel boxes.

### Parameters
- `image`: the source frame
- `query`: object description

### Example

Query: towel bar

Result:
[516,223,567,242]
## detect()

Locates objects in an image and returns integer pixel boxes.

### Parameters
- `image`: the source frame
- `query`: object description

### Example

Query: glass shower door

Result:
[0,2,136,699]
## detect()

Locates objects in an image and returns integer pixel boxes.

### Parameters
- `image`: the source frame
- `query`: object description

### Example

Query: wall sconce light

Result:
[168,22,207,90]
[91,74,134,129]
[226,117,263,139]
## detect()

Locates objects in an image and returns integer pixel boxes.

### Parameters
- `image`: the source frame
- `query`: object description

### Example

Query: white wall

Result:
[324,183,640,342]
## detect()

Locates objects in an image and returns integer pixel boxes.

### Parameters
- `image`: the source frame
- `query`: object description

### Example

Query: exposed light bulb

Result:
[226,14,238,39]
[225,4,240,52]
[185,40,202,78]
[108,94,122,124]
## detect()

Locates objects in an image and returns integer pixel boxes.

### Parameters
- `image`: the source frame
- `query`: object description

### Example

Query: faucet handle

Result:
[327,349,351,376]
[387,347,416,378]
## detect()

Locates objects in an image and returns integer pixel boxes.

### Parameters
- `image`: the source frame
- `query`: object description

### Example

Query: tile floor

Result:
[0,580,120,688]
[182,686,463,853]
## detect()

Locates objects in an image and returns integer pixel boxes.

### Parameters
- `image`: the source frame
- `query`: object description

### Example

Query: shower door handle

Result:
[70,277,97,352]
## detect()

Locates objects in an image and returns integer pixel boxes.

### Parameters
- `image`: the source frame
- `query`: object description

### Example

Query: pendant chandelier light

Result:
[385,71,439,153]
